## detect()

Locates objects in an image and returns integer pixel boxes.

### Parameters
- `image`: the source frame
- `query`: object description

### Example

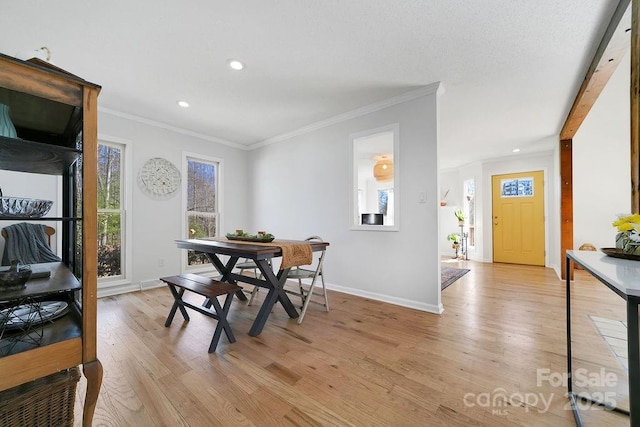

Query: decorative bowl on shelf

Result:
[0,261,32,291]
[0,301,69,330]
[0,197,53,218]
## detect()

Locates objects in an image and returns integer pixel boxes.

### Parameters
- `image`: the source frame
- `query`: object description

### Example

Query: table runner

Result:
[211,238,312,269]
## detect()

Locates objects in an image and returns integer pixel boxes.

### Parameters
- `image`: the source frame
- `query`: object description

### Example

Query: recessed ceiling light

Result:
[228,59,244,71]
[177,100,189,108]
[512,148,520,153]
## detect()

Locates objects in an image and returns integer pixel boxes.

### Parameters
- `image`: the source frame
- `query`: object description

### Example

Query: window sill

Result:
[350,225,399,232]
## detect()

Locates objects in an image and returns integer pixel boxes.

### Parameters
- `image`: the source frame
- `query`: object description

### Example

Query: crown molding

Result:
[250,83,442,150]
[440,147,555,172]
[98,83,441,152]
[98,107,248,150]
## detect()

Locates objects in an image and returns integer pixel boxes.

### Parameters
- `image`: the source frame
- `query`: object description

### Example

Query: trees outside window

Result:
[97,142,124,279]
[186,157,219,266]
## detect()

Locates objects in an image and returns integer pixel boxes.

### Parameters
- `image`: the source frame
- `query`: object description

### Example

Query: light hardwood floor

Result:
[73,260,631,426]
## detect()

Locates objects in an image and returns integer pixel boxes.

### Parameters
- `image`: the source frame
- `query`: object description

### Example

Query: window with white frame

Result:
[463,178,475,247]
[184,155,220,267]
[97,141,126,280]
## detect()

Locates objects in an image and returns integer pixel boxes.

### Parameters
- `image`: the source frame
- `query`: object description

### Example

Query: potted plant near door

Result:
[447,233,461,257]
[455,209,466,226]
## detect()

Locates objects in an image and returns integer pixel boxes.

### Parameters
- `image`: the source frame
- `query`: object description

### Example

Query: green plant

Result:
[446,233,460,244]
[454,209,466,222]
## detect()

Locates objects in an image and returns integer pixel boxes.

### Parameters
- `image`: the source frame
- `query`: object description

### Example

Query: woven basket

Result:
[0,367,80,427]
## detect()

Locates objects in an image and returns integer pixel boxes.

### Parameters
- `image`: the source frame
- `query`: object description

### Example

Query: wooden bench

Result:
[160,274,242,353]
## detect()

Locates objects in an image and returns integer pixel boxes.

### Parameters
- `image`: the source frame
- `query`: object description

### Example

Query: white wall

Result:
[96,111,250,294]
[573,51,630,249]
[438,167,476,258]
[438,168,460,207]
[248,88,443,313]
[438,169,459,256]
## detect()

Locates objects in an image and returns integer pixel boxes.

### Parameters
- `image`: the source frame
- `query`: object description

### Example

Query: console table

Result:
[566,250,640,426]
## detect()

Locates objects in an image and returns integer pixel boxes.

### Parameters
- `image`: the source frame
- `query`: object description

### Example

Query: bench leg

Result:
[165,285,190,327]
[208,294,236,353]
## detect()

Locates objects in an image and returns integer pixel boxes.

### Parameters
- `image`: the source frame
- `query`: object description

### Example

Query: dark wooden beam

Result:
[560,139,574,280]
[632,0,640,213]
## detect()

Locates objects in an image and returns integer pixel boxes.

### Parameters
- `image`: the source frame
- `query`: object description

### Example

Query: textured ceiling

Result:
[0,1,621,168]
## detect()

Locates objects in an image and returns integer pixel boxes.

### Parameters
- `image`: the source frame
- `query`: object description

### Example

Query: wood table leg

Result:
[259,264,298,317]
[248,262,298,336]
[82,358,103,427]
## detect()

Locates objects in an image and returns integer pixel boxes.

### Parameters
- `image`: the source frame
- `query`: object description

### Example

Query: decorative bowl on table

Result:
[0,197,53,218]
[0,261,32,291]
[226,231,275,243]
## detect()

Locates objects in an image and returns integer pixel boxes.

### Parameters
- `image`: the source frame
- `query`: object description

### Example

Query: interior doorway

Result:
[492,170,545,266]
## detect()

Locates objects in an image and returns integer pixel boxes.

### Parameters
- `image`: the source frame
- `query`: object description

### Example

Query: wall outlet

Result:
[158,258,164,267]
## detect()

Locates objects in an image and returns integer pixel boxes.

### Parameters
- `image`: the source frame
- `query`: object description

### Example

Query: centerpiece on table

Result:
[225,230,275,242]
[612,213,640,255]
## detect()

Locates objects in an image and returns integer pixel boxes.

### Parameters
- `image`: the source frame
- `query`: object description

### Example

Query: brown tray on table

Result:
[601,247,640,261]
[225,234,275,243]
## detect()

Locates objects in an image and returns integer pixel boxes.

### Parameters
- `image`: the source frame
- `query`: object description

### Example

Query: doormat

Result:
[441,267,470,290]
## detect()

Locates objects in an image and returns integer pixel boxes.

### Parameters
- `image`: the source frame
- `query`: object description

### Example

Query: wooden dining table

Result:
[174,238,329,336]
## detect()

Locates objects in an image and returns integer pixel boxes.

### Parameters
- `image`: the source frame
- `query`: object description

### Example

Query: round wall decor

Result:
[139,157,181,196]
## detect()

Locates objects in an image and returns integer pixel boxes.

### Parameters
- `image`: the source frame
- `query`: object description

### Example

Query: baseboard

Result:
[97,279,164,298]
[326,283,444,314]
[140,279,165,291]
[98,276,444,315]
[98,282,141,298]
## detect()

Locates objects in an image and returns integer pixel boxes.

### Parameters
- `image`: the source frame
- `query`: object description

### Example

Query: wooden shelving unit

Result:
[0,53,101,426]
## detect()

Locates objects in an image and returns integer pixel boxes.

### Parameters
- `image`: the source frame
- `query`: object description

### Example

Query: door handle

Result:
[493,215,499,226]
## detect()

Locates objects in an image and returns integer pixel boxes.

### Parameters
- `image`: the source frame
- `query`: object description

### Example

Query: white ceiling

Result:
[0,1,621,169]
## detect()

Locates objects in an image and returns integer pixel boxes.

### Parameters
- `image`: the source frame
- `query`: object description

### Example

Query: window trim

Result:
[181,151,224,273]
[97,135,132,287]
[350,123,400,231]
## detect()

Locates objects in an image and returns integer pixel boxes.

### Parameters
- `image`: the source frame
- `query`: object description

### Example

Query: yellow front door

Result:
[492,170,545,266]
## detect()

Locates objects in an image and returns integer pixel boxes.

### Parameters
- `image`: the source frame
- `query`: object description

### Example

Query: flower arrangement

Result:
[612,213,640,254]
[454,209,466,223]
